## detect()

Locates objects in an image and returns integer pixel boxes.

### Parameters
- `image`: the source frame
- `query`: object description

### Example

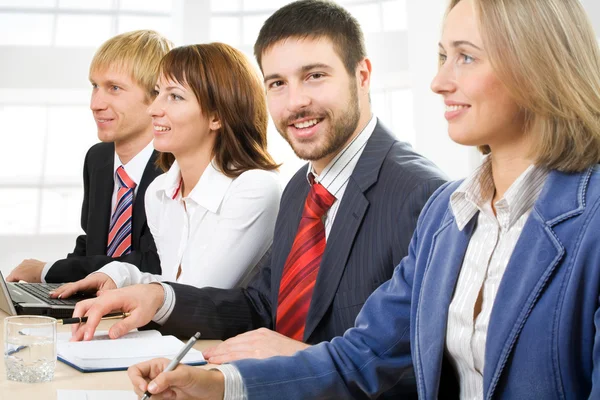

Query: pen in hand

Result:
[141,332,202,400]
[57,312,131,325]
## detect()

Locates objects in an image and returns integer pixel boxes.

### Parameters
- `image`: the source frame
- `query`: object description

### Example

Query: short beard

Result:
[277,79,361,162]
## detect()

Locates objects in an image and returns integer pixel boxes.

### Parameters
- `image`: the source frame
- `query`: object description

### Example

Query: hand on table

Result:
[69,283,165,341]
[128,358,225,400]
[203,327,310,364]
[49,272,117,299]
[6,259,46,282]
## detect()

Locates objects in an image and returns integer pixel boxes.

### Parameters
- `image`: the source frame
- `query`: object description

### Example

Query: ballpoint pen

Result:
[141,332,202,400]
[57,312,131,325]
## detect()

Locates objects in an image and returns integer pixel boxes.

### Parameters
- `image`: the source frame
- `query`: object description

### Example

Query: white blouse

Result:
[96,159,281,289]
[446,156,548,399]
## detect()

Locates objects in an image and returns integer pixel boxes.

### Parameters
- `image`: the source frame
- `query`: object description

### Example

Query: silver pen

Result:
[141,332,202,400]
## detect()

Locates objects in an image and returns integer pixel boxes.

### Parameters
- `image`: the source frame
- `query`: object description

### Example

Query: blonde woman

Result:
[127,0,600,399]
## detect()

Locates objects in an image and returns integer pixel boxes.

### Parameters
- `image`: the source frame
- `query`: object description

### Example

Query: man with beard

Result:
[70,1,446,396]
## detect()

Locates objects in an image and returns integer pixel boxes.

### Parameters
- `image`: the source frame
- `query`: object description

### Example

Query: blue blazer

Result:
[234,166,600,399]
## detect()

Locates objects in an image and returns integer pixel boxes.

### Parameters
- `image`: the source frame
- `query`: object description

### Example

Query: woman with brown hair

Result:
[54,43,280,296]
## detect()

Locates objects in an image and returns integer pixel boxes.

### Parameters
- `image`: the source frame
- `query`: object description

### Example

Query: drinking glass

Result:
[4,315,57,383]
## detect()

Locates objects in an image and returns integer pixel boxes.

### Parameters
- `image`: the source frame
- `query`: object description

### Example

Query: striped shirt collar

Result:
[306,115,377,198]
[450,155,549,231]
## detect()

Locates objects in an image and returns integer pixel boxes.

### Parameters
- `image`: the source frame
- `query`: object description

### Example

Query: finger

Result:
[108,312,143,339]
[208,351,259,364]
[128,358,168,393]
[202,345,218,359]
[148,368,190,395]
[50,283,78,299]
[5,273,16,282]
[70,298,96,338]
[76,301,114,341]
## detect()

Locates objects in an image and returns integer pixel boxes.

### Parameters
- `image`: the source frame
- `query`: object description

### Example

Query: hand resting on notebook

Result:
[69,283,164,341]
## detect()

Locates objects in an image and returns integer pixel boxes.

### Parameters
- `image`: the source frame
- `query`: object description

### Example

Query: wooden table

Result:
[0,311,220,399]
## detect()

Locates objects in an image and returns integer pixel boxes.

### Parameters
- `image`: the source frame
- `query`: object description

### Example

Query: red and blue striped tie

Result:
[276,176,336,341]
[107,166,136,257]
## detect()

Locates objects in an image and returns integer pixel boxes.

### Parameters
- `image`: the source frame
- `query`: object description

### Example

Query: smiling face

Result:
[431,0,526,152]
[261,36,370,171]
[89,65,152,145]
[147,74,219,159]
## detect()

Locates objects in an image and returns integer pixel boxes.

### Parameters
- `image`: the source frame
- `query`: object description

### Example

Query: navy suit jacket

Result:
[45,142,163,283]
[161,122,446,345]
[234,166,600,400]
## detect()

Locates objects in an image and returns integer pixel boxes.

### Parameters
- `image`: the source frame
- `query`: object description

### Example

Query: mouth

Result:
[153,124,171,133]
[444,104,470,120]
[95,118,114,125]
[287,117,324,139]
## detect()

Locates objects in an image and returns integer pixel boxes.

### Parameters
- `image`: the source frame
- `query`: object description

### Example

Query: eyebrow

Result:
[438,40,482,51]
[263,62,333,83]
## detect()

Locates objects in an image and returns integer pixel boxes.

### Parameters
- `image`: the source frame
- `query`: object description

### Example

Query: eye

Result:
[151,89,159,97]
[268,80,285,90]
[461,54,475,64]
[169,93,183,101]
[309,73,325,80]
[438,53,447,66]
[110,85,121,92]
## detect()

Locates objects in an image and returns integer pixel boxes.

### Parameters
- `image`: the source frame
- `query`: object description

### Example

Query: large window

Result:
[0,0,175,235]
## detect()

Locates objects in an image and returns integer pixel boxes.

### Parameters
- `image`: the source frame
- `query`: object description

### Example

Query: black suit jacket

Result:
[45,142,163,283]
[161,123,446,342]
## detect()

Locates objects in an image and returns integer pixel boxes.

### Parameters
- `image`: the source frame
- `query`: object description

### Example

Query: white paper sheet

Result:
[57,390,137,400]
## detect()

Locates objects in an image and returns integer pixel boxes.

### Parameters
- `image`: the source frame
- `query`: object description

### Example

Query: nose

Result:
[286,82,311,113]
[90,89,107,111]
[430,62,456,95]
[147,96,164,118]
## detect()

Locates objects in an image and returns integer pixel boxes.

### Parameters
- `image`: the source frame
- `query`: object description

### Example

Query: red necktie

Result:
[107,166,136,257]
[276,176,336,340]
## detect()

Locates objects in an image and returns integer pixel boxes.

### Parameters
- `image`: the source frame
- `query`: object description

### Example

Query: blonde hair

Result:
[447,0,600,172]
[89,30,173,100]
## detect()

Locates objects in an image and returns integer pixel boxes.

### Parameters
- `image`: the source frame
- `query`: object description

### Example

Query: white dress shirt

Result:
[41,140,155,282]
[96,159,281,291]
[446,155,548,399]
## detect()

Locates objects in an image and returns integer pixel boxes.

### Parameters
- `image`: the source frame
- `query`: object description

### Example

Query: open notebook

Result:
[57,330,206,373]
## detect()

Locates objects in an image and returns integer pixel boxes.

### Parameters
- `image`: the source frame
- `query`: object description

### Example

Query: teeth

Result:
[293,119,319,129]
[446,105,469,112]
[154,125,171,132]
[98,119,111,123]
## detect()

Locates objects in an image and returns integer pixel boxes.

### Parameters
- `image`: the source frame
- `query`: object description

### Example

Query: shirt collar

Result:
[113,140,154,186]
[450,155,549,231]
[306,114,377,198]
[159,159,234,214]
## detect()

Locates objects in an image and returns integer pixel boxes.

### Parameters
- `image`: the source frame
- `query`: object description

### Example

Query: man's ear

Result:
[356,57,372,91]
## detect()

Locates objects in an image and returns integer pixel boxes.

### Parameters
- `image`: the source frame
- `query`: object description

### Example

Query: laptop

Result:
[0,271,94,318]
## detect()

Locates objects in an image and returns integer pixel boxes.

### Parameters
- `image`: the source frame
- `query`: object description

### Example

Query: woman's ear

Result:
[209,113,222,131]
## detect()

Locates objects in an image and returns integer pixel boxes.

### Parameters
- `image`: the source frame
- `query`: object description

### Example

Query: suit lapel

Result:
[303,123,396,340]
[88,148,114,255]
[416,213,474,396]
[132,150,162,242]
[482,168,590,398]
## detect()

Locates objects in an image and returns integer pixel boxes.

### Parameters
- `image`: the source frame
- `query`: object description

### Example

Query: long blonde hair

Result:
[447,0,600,172]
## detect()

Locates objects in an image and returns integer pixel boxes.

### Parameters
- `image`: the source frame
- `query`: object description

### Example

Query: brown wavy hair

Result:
[155,43,279,176]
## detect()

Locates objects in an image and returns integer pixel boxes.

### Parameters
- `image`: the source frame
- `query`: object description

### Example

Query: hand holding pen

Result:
[128,332,209,400]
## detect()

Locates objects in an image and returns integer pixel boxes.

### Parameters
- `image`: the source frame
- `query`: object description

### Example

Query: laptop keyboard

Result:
[14,283,84,305]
